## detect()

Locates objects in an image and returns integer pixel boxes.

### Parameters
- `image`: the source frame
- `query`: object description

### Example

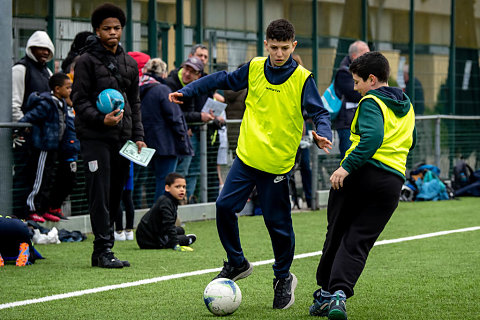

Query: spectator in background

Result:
[403,64,425,115]
[165,56,215,202]
[141,57,193,203]
[136,173,196,251]
[71,3,146,268]
[292,53,314,208]
[114,162,135,241]
[127,51,153,209]
[12,31,55,221]
[19,73,72,223]
[61,31,95,74]
[334,40,370,159]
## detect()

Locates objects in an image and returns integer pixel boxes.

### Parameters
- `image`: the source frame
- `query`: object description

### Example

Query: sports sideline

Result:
[1,225,479,311]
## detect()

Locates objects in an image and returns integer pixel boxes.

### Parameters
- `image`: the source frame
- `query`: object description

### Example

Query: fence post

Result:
[200,124,208,203]
[311,144,319,210]
[0,1,12,215]
[435,117,441,169]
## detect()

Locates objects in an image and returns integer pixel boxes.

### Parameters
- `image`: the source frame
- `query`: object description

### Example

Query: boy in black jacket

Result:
[136,173,196,251]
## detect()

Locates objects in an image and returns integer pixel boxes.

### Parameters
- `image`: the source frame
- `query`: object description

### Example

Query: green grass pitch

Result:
[1,197,479,319]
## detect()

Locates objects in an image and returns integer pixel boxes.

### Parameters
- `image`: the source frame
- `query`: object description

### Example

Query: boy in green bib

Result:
[170,19,332,309]
[309,52,416,319]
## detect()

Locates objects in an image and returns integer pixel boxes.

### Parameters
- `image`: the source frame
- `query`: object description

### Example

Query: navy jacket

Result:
[19,92,68,151]
[334,55,363,130]
[178,56,332,141]
[140,81,193,156]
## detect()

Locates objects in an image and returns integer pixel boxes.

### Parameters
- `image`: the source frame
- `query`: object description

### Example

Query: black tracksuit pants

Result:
[316,163,404,298]
[80,139,129,256]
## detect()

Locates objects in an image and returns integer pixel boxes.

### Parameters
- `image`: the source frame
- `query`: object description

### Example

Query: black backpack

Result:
[453,160,474,190]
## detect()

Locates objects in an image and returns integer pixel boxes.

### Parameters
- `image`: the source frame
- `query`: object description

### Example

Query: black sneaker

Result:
[186,234,197,245]
[273,272,297,309]
[213,259,253,281]
[92,251,130,268]
[328,290,347,320]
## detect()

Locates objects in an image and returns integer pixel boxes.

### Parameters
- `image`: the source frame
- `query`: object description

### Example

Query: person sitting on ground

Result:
[136,173,196,251]
[0,214,40,266]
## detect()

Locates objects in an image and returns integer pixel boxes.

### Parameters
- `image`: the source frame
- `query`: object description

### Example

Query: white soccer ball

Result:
[203,278,242,316]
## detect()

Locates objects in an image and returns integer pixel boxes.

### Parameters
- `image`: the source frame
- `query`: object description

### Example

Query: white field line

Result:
[1,226,479,310]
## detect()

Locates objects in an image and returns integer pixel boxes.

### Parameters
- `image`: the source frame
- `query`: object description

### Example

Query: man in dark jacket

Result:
[334,40,369,159]
[71,3,146,269]
[165,57,215,201]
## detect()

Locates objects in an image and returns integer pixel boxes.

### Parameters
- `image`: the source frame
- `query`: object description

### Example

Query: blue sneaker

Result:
[309,288,331,316]
[328,290,347,320]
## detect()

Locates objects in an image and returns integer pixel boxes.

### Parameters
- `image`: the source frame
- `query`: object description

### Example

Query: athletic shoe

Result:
[0,253,4,267]
[97,251,126,268]
[16,242,30,267]
[48,208,68,220]
[213,259,253,281]
[328,290,347,320]
[28,213,45,223]
[114,230,126,241]
[273,272,297,309]
[92,251,130,268]
[43,213,60,222]
[125,230,134,241]
[186,234,197,245]
[309,289,332,316]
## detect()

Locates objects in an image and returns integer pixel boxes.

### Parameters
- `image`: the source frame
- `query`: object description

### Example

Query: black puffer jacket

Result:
[71,36,143,143]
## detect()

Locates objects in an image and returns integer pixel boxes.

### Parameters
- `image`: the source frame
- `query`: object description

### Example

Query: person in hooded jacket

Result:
[309,52,417,320]
[139,58,193,202]
[12,30,55,221]
[71,3,146,269]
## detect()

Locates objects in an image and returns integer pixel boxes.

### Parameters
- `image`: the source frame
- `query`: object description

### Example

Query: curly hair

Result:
[266,19,295,42]
[91,3,126,29]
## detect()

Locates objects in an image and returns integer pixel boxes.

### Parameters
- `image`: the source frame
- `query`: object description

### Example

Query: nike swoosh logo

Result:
[274,176,285,183]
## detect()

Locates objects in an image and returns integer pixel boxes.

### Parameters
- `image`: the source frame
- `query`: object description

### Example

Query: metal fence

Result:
[1,115,479,216]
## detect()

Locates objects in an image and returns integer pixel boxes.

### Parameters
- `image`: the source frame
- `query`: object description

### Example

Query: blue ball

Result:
[96,89,125,114]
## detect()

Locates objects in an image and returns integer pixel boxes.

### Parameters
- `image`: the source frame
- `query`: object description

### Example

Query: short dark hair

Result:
[266,19,295,42]
[190,44,207,56]
[165,172,185,186]
[48,73,70,91]
[349,51,390,83]
[91,3,126,29]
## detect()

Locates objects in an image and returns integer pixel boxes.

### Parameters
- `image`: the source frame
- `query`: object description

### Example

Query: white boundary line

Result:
[1,226,479,310]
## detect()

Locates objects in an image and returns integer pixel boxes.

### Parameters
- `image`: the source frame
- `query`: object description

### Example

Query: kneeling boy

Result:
[136,173,196,251]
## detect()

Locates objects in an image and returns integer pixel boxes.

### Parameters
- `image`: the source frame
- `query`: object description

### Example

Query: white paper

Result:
[119,140,155,167]
[201,97,227,117]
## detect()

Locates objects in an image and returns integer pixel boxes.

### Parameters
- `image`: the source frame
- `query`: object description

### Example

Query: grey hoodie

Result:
[12,31,55,122]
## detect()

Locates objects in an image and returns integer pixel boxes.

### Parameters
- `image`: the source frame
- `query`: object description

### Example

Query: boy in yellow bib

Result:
[170,19,332,309]
[309,52,416,319]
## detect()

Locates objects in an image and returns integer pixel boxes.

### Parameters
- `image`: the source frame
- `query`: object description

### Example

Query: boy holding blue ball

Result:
[71,3,146,268]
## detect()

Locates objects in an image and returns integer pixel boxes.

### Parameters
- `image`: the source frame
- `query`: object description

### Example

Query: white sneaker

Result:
[125,230,134,241]
[114,230,126,241]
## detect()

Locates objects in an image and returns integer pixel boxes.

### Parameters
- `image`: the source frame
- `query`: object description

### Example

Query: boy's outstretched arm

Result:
[169,91,184,104]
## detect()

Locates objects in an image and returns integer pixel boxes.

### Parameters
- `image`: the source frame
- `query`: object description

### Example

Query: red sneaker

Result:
[43,213,61,222]
[28,213,45,223]
[16,242,30,267]
[48,208,68,220]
